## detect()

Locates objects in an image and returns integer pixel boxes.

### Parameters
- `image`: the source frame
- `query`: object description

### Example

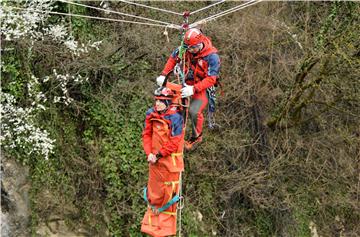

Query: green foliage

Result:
[1,46,25,99]
[3,1,359,236]
[315,2,339,50]
[292,193,318,237]
[255,211,275,237]
[68,4,93,38]
[29,111,77,235]
[1,46,54,165]
[54,2,93,38]
[83,80,150,236]
[182,207,207,236]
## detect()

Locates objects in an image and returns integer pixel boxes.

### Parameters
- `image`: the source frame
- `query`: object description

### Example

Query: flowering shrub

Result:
[0,92,55,161]
[51,69,88,105]
[1,0,100,161]
[0,0,102,55]
[0,0,54,41]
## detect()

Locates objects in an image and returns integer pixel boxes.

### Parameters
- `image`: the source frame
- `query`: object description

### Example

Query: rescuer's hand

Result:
[156,75,166,87]
[147,153,157,164]
[181,84,194,98]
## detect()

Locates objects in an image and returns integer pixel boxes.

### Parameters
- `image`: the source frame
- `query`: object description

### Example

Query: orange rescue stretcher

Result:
[141,82,185,237]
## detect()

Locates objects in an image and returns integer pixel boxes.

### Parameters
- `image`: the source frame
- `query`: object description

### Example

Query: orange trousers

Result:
[141,164,180,237]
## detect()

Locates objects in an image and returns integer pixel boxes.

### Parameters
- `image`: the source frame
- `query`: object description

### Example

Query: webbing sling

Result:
[143,187,181,214]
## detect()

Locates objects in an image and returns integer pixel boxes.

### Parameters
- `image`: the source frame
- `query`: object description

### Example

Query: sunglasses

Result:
[184,43,202,50]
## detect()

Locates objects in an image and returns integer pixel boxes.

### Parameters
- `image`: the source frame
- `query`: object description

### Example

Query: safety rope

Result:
[11,6,181,29]
[190,0,262,28]
[176,53,188,237]
[59,0,177,27]
[12,1,263,31]
[175,15,192,236]
[190,0,226,15]
[204,0,262,22]
[118,0,183,16]
[177,172,183,237]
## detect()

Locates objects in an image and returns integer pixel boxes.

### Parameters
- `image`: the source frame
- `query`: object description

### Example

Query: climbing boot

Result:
[184,135,202,151]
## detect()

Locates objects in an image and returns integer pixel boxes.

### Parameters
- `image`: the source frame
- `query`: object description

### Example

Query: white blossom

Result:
[1,1,102,56]
[47,24,67,40]
[64,39,79,52]
[0,0,54,41]
[1,92,55,160]
[90,40,103,51]
[0,1,101,162]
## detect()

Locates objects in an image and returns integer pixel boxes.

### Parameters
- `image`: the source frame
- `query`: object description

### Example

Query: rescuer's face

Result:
[155,100,167,112]
[188,43,203,54]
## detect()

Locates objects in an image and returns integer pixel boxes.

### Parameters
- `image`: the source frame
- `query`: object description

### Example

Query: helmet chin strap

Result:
[199,43,204,50]
[189,43,204,54]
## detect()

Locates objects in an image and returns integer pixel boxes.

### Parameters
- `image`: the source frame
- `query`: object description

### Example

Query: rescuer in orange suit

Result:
[141,87,184,237]
[156,28,221,150]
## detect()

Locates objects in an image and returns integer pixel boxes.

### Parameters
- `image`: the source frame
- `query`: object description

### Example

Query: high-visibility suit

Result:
[161,36,220,138]
[141,105,184,237]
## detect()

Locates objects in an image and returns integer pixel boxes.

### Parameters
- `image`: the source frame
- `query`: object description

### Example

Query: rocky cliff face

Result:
[1,157,90,237]
[1,157,30,237]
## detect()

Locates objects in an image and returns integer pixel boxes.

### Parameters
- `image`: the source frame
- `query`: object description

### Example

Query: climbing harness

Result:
[207,86,218,129]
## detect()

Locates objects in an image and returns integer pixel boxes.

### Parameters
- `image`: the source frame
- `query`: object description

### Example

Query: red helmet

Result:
[154,87,174,100]
[184,28,204,47]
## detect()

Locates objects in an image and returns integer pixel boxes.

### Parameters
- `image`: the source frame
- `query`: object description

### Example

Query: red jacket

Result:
[142,106,184,172]
[161,36,221,93]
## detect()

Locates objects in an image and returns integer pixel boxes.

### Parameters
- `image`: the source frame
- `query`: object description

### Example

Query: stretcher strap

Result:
[143,187,181,214]
[171,152,182,166]
[162,211,177,215]
[147,207,177,227]
[164,180,180,203]
[148,210,152,226]
[164,180,180,194]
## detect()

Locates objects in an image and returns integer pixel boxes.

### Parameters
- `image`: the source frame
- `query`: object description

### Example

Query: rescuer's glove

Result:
[156,75,166,87]
[181,84,194,98]
[147,153,157,164]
